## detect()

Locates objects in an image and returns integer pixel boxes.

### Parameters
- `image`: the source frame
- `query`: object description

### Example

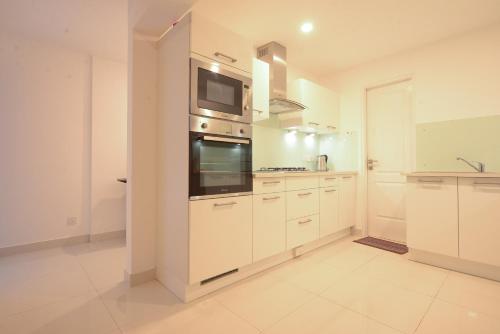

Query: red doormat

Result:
[353,237,408,254]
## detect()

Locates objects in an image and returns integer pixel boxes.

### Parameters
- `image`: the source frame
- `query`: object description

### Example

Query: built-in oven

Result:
[189,115,252,200]
[190,58,252,124]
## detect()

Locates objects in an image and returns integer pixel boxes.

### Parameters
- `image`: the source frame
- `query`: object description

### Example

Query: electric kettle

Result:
[317,155,328,171]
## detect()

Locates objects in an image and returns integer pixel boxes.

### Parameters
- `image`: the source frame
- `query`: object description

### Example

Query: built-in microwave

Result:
[189,115,252,200]
[190,58,252,124]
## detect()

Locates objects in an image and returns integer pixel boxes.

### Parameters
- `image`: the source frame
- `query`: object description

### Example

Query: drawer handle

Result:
[263,181,281,185]
[298,192,312,197]
[308,122,320,126]
[324,189,337,193]
[327,125,336,130]
[214,52,237,63]
[473,182,500,187]
[342,176,352,179]
[263,196,280,201]
[298,219,312,225]
[325,177,337,180]
[213,201,237,207]
[418,179,443,184]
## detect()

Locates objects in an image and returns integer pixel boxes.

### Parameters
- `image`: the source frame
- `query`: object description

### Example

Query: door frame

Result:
[360,74,417,237]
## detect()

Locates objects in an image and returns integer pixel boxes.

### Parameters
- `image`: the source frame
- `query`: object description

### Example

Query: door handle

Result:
[367,158,378,170]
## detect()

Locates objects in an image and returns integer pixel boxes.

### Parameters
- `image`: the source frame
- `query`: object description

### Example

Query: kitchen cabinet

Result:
[286,176,319,191]
[253,193,286,262]
[287,215,320,250]
[252,58,269,122]
[189,195,252,283]
[319,175,339,188]
[286,189,320,220]
[288,79,339,133]
[338,175,357,229]
[458,178,500,266]
[253,177,285,194]
[320,187,340,237]
[406,177,458,257]
[190,13,253,73]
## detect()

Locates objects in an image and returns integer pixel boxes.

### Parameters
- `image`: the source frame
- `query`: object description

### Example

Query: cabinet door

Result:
[459,178,500,266]
[191,13,253,73]
[320,187,340,237]
[253,193,286,262]
[252,58,269,122]
[287,215,320,249]
[406,177,458,257]
[253,177,285,194]
[286,189,320,220]
[189,196,252,283]
[339,175,356,228]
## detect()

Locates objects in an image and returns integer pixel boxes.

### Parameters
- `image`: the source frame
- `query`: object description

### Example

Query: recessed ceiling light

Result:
[300,22,314,33]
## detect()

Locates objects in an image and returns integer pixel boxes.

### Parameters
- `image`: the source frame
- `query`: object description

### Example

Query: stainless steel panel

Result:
[190,115,252,139]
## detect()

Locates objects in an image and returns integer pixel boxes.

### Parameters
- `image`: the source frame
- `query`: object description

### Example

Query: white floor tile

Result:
[437,271,500,318]
[0,291,118,334]
[416,299,500,334]
[321,272,432,333]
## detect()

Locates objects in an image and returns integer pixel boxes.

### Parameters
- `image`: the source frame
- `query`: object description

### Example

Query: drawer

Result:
[253,193,286,262]
[286,189,319,220]
[253,177,285,194]
[287,215,319,249]
[319,175,340,188]
[286,176,319,191]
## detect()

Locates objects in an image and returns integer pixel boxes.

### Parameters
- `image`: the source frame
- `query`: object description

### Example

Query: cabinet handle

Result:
[263,196,280,201]
[214,52,237,63]
[327,125,336,130]
[263,181,281,185]
[298,192,312,196]
[324,189,337,193]
[342,176,352,179]
[298,219,312,225]
[213,201,237,207]
[417,179,443,184]
[473,182,500,187]
[308,122,320,126]
[325,177,337,180]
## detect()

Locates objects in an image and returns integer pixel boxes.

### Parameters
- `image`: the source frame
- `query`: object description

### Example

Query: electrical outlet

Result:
[66,217,78,226]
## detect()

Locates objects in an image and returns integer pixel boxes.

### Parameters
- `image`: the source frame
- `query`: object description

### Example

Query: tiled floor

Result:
[1,236,500,333]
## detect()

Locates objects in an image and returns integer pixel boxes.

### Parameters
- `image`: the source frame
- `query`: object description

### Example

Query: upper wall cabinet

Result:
[190,13,253,73]
[252,58,270,122]
[288,79,339,133]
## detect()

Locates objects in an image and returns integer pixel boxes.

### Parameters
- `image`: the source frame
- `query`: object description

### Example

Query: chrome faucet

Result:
[456,157,485,173]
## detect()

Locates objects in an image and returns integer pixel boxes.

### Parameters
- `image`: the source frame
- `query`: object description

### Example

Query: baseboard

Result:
[0,230,126,257]
[90,230,126,242]
[125,268,156,286]
[0,234,90,257]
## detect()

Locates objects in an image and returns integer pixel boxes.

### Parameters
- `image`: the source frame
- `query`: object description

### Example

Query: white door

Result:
[367,80,412,243]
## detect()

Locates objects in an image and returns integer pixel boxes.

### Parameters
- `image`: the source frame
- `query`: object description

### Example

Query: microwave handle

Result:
[243,85,251,111]
[202,135,250,145]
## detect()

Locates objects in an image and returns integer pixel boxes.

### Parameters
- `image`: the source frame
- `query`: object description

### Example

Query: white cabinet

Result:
[252,58,269,122]
[190,13,253,73]
[288,79,339,133]
[286,189,320,220]
[320,187,340,237]
[339,175,357,229]
[287,215,320,250]
[253,177,285,194]
[319,175,339,188]
[286,176,319,191]
[253,193,286,262]
[189,196,252,283]
[406,177,458,257]
[458,178,500,266]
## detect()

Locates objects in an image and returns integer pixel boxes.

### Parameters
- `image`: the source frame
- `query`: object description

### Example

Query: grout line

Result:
[412,297,435,334]
[212,299,263,333]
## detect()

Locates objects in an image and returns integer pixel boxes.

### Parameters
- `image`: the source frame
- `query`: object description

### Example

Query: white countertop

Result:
[253,171,358,178]
[405,172,500,178]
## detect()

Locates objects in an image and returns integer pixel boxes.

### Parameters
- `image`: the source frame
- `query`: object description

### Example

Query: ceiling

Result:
[192,0,500,76]
[0,0,127,62]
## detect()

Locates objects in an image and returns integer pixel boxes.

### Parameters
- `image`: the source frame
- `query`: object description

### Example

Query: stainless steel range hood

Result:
[257,42,306,114]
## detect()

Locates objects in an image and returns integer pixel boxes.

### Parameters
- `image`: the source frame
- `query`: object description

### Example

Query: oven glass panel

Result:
[197,68,242,116]
[190,132,252,198]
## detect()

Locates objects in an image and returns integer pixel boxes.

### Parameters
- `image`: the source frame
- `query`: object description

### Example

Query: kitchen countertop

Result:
[405,172,500,178]
[253,171,358,178]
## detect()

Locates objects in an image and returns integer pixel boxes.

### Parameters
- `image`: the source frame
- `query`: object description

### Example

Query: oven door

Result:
[191,58,252,123]
[190,132,253,200]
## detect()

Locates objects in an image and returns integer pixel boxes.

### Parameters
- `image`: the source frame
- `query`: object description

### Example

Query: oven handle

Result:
[202,135,250,145]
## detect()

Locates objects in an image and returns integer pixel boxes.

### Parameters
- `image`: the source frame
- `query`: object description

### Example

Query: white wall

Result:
[91,57,128,236]
[321,23,500,230]
[0,32,127,249]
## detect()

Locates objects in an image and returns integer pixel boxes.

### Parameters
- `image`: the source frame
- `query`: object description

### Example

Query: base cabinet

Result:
[339,176,356,228]
[459,178,500,266]
[320,187,340,237]
[253,193,286,262]
[287,215,320,250]
[406,176,458,257]
[189,196,252,283]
